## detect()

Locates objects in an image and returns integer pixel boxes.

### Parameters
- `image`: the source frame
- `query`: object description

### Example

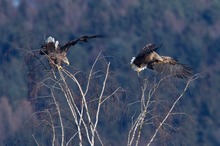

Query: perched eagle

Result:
[40,35,104,69]
[130,43,192,79]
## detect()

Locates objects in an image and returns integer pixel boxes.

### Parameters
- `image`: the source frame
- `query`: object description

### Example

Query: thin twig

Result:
[146,74,201,146]
[47,110,56,146]
[32,134,40,146]
[92,62,110,145]
[51,89,65,146]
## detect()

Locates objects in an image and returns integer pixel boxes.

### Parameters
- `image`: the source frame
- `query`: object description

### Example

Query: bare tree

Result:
[29,51,124,146]
[127,73,202,146]
[24,47,201,146]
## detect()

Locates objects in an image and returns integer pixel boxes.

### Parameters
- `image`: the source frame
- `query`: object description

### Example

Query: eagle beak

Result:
[63,57,69,66]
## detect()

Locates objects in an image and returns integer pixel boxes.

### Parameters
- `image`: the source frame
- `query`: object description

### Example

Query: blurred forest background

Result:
[0,0,220,145]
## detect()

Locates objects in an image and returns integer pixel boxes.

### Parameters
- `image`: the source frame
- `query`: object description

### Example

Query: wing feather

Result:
[60,34,105,52]
[133,43,162,67]
[137,43,162,57]
[151,56,192,78]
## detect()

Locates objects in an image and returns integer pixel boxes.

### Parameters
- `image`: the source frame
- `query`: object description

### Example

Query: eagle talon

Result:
[57,65,62,70]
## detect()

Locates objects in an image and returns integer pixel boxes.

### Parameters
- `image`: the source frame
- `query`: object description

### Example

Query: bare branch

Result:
[51,88,65,146]
[46,110,56,146]
[32,134,40,146]
[92,62,110,145]
[146,73,201,146]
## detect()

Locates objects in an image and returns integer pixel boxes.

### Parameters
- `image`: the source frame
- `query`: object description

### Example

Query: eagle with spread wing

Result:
[130,43,192,79]
[40,35,104,69]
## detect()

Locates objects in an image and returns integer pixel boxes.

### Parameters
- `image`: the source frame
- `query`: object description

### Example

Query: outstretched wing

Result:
[60,34,105,52]
[138,43,162,56]
[133,43,162,67]
[149,56,193,79]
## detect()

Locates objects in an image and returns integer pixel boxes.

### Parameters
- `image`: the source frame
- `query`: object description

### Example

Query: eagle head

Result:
[62,56,69,66]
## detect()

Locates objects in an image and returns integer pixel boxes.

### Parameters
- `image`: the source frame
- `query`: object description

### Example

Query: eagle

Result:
[130,43,192,79]
[40,35,104,69]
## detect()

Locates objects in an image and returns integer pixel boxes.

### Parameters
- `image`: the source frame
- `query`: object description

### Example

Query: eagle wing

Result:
[133,43,162,67]
[60,34,105,52]
[40,41,59,55]
[139,43,162,56]
[149,56,193,79]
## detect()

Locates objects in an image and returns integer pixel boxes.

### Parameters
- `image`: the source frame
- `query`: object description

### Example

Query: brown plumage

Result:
[130,43,192,79]
[40,35,104,69]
